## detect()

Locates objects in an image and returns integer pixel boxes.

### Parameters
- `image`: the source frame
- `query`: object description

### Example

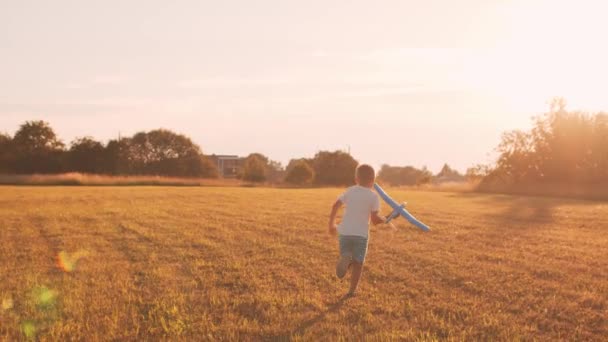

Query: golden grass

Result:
[398,181,479,193]
[477,181,608,201]
[0,187,606,340]
[0,173,241,187]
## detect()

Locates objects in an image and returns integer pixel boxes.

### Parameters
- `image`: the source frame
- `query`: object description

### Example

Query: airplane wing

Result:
[398,207,431,232]
[373,183,401,210]
[374,183,431,232]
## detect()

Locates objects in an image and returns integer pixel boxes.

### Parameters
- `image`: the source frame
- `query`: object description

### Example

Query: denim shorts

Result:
[339,235,369,263]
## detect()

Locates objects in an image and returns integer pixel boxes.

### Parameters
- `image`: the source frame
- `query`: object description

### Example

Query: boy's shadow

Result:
[282,294,351,339]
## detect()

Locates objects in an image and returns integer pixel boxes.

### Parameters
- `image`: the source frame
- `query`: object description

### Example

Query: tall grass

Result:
[0,173,242,187]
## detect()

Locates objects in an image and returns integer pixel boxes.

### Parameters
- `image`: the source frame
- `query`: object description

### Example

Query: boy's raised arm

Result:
[328,199,343,235]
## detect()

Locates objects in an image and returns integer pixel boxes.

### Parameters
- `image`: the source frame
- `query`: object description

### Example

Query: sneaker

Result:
[335,254,352,279]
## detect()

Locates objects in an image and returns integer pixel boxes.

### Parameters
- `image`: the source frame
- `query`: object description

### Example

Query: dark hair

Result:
[356,164,375,184]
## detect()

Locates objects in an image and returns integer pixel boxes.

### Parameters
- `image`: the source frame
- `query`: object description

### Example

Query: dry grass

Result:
[478,181,608,201]
[398,181,479,193]
[0,173,242,187]
[0,187,606,340]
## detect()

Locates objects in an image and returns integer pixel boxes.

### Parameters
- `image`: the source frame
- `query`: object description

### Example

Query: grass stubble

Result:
[0,187,606,340]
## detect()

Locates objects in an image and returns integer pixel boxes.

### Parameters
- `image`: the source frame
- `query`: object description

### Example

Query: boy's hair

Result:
[356,164,375,185]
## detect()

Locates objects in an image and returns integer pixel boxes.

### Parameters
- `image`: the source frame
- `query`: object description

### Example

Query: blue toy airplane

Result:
[374,183,431,232]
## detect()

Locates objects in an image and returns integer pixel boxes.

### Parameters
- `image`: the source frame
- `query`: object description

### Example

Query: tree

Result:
[199,156,220,178]
[246,153,269,165]
[435,164,465,183]
[265,160,284,183]
[12,121,65,173]
[242,154,267,182]
[286,158,314,174]
[104,138,133,175]
[241,153,283,183]
[176,154,219,178]
[284,160,314,185]
[67,137,105,173]
[312,150,358,186]
[482,99,608,187]
[377,164,432,186]
[12,121,64,152]
[494,130,536,182]
[0,133,13,173]
[127,129,216,177]
[589,112,608,180]
[465,164,491,182]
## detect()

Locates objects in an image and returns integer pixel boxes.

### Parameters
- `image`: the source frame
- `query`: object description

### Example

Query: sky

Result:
[1,0,607,173]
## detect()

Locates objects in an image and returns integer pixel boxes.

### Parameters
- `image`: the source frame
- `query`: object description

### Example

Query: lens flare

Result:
[57,250,88,272]
[1,297,13,310]
[21,320,36,339]
[32,286,57,309]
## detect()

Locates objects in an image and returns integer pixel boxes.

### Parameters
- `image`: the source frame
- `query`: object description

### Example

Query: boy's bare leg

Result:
[336,253,352,279]
[348,261,363,295]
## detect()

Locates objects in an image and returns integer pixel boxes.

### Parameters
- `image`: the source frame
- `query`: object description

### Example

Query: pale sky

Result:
[1,0,607,173]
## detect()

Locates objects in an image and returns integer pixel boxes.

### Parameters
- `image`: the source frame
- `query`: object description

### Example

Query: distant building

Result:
[209,155,244,178]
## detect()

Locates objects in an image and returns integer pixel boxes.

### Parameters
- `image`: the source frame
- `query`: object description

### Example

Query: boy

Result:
[328,164,385,296]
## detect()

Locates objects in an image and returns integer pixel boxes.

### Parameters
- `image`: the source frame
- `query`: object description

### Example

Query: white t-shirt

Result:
[337,185,380,238]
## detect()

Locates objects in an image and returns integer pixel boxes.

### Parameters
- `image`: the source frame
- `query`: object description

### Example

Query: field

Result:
[0,187,606,341]
[0,173,243,187]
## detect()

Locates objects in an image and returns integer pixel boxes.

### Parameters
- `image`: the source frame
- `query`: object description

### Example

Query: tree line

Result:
[281,155,464,187]
[0,121,218,178]
[0,120,466,186]
[477,99,608,187]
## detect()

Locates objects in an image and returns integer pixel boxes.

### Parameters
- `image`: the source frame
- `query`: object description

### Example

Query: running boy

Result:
[328,164,385,296]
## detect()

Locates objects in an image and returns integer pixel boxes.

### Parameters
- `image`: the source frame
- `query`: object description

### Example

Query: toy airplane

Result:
[374,183,431,232]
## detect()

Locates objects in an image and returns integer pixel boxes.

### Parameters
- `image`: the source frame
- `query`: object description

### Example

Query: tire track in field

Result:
[36,222,63,261]
[129,217,274,339]
[186,215,347,339]
[99,222,178,339]
[2,214,69,340]
[0,219,29,341]
[92,219,251,338]
[113,223,157,291]
[23,214,70,282]
[113,221,235,288]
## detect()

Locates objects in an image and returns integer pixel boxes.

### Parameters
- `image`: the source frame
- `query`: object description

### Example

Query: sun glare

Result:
[463,0,608,114]
[57,250,88,273]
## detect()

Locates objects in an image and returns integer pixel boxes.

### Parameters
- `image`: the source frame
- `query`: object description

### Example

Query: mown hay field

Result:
[0,186,606,341]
